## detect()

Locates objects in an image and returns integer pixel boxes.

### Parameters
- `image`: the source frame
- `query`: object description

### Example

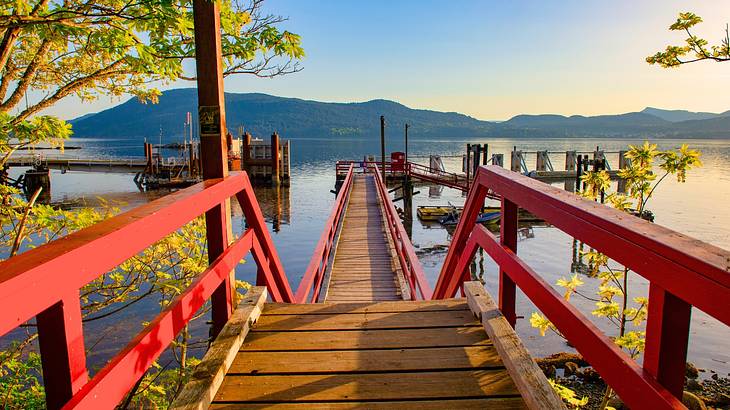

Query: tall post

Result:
[482,144,489,166]
[380,116,386,181]
[192,0,232,338]
[242,132,251,174]
[472,145,480,176]
[465,144,471,188]
[404,123,409,164]
[510,148,522,173]
[271,132,280,186]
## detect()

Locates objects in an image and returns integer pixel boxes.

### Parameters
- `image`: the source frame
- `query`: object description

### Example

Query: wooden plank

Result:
[210,398,526,409]
[262,300,469,314]
[241,327,490,351]
[214,369,519,402]
[170,287,268,410]
[464,282,566,410]
[253,310,479,331]
[325,296,402,302]
[229,346,503,374]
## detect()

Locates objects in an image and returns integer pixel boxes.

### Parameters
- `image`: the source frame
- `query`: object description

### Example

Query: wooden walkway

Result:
[172,284,563,409]
[170,170,564,410]
[325,173,402,302]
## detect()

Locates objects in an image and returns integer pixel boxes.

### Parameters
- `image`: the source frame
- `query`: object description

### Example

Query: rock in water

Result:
[686,362,700,379]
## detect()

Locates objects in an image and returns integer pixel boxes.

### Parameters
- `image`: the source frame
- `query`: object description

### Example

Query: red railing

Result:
[433,165,730,409]
[406,161,465,191]
[296,163,355,303]
[337,159,499,198]
[0,172,293,409]
[371,164,432,300]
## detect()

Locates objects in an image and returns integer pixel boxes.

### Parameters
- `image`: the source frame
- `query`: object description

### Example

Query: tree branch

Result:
[1,38,53,111]
[12,59,127,122]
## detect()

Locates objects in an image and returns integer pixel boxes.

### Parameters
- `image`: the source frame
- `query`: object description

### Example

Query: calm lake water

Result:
[7,136,730,377]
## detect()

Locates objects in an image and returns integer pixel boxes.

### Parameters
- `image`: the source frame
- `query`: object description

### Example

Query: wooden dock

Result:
[172,283,562,409]
[171,168,563,410]
[325,173,402,302]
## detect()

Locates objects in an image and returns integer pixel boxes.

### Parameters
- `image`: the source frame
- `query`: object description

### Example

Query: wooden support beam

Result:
[464,282,566,410]
[192,0,233,338]
[170,287,267,410]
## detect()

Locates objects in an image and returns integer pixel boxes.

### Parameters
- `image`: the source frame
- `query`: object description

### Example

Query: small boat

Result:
[439,211,501,226]
[419,205,543,224]
[417,205,462,221]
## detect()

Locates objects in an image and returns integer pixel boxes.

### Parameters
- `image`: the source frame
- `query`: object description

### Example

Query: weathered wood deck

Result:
[172,284,563,410]
[324,173,402,302]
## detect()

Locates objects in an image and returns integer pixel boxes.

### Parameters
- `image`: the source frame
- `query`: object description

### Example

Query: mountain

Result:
[70,89,730,139]
[640,107,730,122]
[71,89,495,139]
[502,112,669,136]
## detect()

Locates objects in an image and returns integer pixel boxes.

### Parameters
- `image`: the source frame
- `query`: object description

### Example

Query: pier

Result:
[1,2,727,407]
[1,161,727,409]
[324,173,403,302]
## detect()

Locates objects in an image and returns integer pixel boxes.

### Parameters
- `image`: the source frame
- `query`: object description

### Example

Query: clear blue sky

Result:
[47,0,730,121]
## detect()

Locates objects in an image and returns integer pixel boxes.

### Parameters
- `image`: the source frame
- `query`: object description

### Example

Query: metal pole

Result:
[404,123,409,164]
[380,115,386,181]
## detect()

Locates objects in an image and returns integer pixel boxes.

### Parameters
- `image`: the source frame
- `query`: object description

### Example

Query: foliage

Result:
[1,188,251,407]
[647,12,730,67]
[0,345,45,409]
[0,0,303,167]
[531,142,702,408]
[548,379,589,409]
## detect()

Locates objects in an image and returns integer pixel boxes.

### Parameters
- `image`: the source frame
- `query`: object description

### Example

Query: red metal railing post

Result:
[433,170,489,299]
[644,283,692,399]
[206,203,232,338]
[36,292,88,409]
[235,174,294,302]
[500,198,518,327]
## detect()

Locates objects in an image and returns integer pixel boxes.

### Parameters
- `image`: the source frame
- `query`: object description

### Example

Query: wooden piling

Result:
[536,151,549,171]
[565,151,577,171]
[271,132,280,186]
[242,132,251,174]
[510,148,522,173]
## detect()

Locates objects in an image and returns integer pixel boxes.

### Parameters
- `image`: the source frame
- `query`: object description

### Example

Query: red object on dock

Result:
[390,151,405,172]
[433,165,730,409]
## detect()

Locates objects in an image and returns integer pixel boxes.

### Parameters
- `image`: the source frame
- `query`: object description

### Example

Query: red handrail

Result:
[0,172,293,409]
[433,165,730,409]
[371,164,432,300]
[296,163,355,303]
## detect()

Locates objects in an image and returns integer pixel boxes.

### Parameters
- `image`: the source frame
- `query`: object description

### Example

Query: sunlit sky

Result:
[44,0,730,121]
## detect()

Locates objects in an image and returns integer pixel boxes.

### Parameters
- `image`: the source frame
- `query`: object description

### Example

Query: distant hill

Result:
[71,89,495,139]
[70,89,730,139]
[501,112,669,136]
[640,107,730,122]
